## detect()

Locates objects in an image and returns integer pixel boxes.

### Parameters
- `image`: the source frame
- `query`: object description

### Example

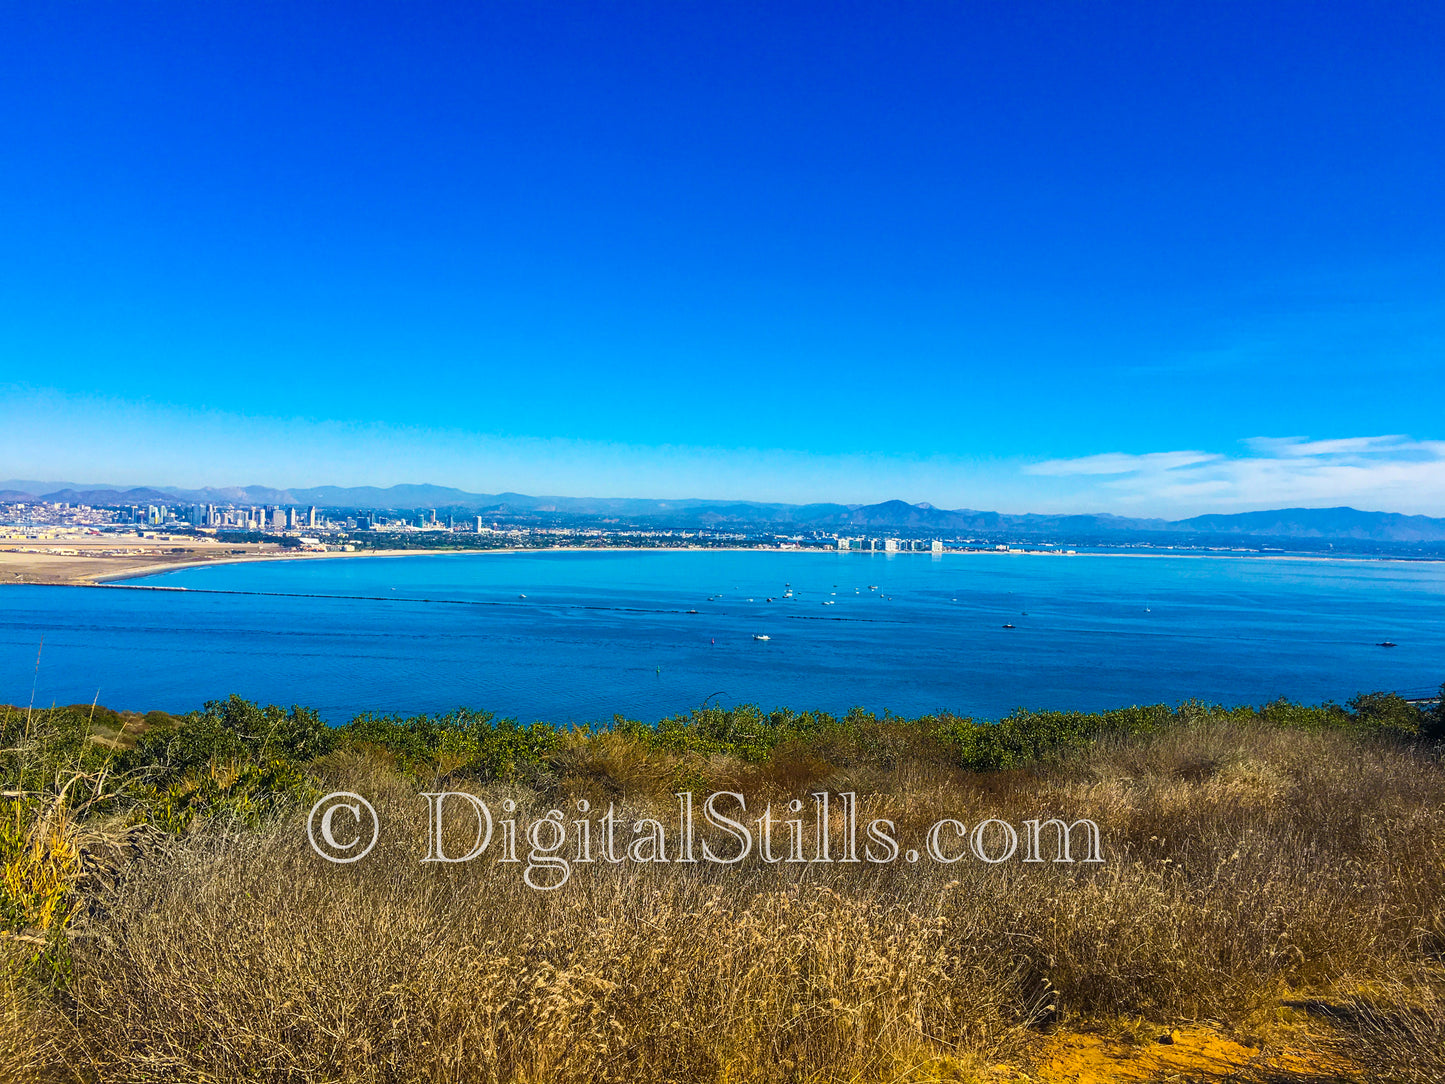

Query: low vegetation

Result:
[2,688,1442,1082]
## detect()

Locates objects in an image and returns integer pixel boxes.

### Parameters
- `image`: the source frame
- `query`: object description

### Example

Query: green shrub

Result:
[1423,683,1445,743]
[137,758,318,834]
[112,697,331,833]
[0,706,112,795]
[334,708,562,782]
[121,695,333,783]
[1256,697,1352,730]
[1348,691,1428,735]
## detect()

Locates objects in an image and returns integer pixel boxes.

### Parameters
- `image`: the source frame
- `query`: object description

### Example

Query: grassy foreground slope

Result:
[2,691,1443,1082]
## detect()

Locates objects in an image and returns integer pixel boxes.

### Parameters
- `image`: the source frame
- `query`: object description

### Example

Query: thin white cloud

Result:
[1025,451,1220,477]
[1243,434,1418,457]
[1026,436,1445,515]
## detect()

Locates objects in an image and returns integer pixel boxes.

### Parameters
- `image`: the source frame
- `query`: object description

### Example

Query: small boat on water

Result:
[1002,623,1016,629]
[518,594,527,599]
[1377,641,1398,648]
[822,600,834,605]
[686,609,698,614]
[753,634,771,641]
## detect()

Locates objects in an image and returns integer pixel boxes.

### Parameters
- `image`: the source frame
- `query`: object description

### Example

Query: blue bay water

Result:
[0,550,1442,723]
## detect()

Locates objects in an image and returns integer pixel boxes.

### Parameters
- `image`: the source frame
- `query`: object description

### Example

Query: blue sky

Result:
[2,2,1442,513]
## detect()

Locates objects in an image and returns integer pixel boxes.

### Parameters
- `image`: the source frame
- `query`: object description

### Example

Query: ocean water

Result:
[1,550,1441,723]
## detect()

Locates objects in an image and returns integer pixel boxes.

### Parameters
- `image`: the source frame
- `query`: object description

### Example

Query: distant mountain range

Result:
[6,480,1445,543]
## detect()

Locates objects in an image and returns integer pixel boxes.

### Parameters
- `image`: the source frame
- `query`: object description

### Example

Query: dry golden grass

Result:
[1333,970,1445,1083]
[1,942,79,1083]
[3,716,1442,1082]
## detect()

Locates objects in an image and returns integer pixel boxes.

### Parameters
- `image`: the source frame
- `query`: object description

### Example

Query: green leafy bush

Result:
[120,695,333,783]
[334,708,562,782]
[137,758,318,834]
[1347,691,1428,735]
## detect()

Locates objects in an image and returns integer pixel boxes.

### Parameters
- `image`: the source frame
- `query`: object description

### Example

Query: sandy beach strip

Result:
[1,536,1433,588]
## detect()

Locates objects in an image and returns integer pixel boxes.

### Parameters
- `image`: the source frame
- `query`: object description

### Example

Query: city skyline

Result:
[10,473,1445,539]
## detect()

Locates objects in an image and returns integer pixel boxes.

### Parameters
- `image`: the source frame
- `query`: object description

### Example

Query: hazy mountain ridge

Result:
[28,487,183,506]
[1172,507,1445,541]
[6,481,1445,542]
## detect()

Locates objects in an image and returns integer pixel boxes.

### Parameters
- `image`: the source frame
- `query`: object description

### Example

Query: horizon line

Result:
[3,478,1441,524]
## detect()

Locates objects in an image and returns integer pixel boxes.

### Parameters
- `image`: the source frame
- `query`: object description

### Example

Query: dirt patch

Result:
[985,1023,1361,1082]
[0,538,279,584]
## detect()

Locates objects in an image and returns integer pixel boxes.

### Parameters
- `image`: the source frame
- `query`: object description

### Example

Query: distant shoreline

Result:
[4,537,1444,590]
[13,542,1433,588]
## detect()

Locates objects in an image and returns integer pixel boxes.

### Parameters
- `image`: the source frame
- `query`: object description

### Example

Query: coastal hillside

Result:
[3,691,1442,1082]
